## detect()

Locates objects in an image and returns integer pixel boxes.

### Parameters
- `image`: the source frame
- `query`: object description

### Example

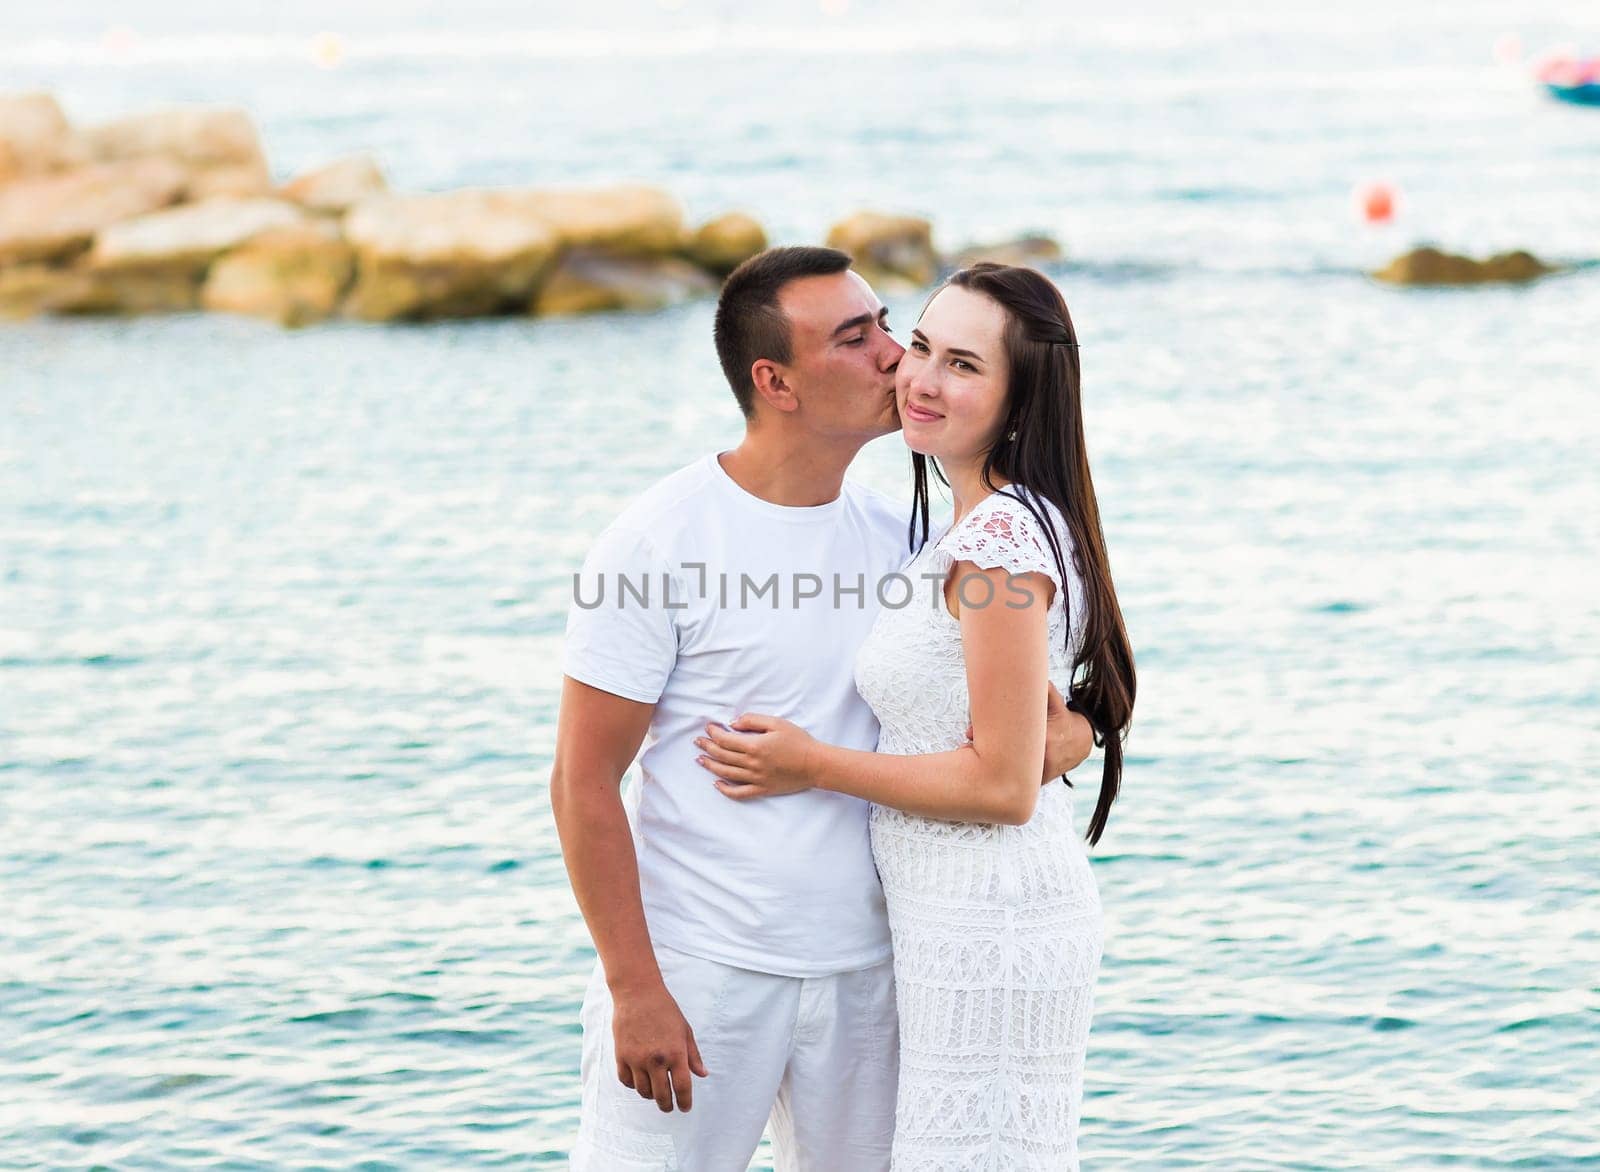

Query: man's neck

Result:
[718,429,861,509]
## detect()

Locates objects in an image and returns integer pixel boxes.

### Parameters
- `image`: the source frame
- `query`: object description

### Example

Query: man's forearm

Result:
[552,773,662,994]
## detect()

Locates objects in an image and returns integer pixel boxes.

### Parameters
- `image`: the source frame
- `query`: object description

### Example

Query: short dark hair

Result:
[714,246,852,417]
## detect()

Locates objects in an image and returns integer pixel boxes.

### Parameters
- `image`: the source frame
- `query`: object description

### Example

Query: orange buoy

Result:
[1357,182,1396,224]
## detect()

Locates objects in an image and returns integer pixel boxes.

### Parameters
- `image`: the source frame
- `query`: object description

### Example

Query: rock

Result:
[184,161,274,200]
[79,105,263,167]
[1373,246,1560,286]
[948,233,1064,270]
[0,158,188,265]
[826,211,939,289]
[0,264,94,319]
[0,93,87,180]
[280,155,388,214]
[52,268,204,315]
[342,190,561,320]
[514,185,687,255]
[78,106,272,198]
[200,220,354,326]
[87,197,306,273]
[685,212,767,275]
[532,249,717,316]
[63,196,304,315]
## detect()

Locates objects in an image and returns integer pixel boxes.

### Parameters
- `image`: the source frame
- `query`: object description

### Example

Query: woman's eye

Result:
[953,359,973,372]
[910,340,929,353]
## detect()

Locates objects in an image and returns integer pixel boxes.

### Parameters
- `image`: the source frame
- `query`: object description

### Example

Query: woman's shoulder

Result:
[942,485,1062,549]
[938,486,1069,584]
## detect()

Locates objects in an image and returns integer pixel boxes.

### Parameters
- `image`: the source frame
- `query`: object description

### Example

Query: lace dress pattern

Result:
[855,489,1103,1171]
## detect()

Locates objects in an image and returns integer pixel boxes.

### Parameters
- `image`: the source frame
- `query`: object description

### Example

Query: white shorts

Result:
[570,944,898,1171]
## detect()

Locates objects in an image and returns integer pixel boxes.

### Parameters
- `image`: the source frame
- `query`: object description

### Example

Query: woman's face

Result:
[895,285,1012,464]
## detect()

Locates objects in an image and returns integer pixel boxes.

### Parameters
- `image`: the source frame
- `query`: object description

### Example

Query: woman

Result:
[695,263,1136,1169]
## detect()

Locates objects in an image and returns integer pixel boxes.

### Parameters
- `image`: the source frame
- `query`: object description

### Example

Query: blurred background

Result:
[2,1,1597,1168]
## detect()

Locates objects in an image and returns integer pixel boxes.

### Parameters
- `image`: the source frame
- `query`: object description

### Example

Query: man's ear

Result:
[750,359,800,414]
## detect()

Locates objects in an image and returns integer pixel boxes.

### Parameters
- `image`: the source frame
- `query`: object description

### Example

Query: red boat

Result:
[1537,55,1600,106]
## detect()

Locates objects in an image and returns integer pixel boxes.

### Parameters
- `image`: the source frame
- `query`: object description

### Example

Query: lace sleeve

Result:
[937,491,1065,597]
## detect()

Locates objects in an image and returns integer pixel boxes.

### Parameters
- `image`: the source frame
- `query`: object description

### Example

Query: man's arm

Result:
[549,676,707,1114]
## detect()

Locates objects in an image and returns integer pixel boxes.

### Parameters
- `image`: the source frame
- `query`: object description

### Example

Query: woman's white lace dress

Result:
[855,489,1104,1171]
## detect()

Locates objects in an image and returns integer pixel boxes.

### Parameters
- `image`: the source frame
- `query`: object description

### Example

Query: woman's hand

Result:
[695,714,820,800]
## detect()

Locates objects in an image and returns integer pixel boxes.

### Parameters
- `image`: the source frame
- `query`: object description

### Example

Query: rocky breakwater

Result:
[0,94,769,326]
[1,93,1071,328]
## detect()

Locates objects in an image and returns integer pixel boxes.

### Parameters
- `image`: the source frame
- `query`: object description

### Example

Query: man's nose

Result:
[880,334,906,370]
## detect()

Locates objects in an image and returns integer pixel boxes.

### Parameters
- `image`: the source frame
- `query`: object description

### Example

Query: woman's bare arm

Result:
[701,564,1055,826]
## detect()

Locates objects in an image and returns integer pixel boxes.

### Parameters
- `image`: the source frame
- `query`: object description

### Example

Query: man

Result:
[551,246,1094,1170]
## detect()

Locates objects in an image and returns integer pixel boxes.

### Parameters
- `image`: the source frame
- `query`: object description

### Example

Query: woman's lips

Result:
[904,402,943,423]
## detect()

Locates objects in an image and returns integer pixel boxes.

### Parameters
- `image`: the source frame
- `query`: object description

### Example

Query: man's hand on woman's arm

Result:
[1041,684,1095,782]
[967,682,1094,784]
[550,677,708,1113]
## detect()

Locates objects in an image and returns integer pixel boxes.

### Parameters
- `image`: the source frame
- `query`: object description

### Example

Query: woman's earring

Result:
[1006,429,1018,441]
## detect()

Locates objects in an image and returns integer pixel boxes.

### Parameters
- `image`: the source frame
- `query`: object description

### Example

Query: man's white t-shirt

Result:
[563,451,910,977]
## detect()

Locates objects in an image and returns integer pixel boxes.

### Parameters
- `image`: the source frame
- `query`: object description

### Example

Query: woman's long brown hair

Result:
[909,263,1136,845]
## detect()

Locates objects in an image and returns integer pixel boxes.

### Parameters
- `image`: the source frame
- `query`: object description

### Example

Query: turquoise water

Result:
[3,3,1599,1168]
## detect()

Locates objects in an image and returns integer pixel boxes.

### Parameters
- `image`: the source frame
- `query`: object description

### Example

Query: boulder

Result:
[184,161,274,200]
[532,249,716,316]
[0,158,188,265]
[514,185,686,255]
[56,197,303,315]
[0,264,94,319]
[200,220,355,327]
[1373,247,1560,286]
[342,190,561,320]
[87,197,306,274]
[280,155,388,214]
[948,233,1064,270]
[78,106,272,198]
[79,105,263,167]
[0,93,86,180]
[685,212,767,274]
[826,211,939,289]
[51,268,203,315]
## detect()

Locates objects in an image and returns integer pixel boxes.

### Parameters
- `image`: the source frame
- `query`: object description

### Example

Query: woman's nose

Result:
[904,361,937,398]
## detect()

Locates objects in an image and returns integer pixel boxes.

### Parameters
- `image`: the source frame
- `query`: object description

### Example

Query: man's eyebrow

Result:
[911,328,986,364]
[831,312,875,337]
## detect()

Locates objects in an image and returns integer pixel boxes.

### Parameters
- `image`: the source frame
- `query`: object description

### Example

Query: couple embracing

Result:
[551,246,1136,1170]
